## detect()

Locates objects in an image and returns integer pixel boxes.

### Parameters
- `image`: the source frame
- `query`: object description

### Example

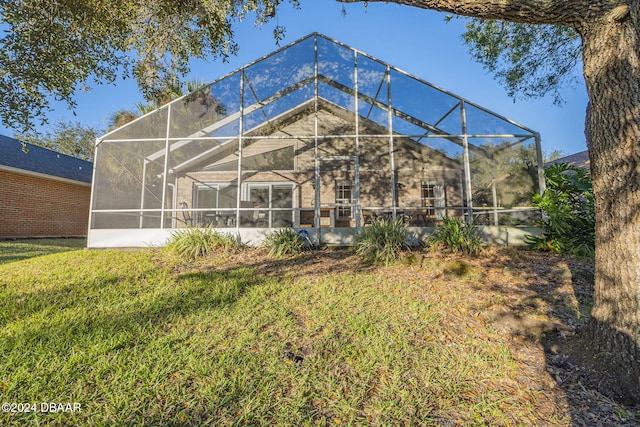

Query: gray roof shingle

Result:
[545,150,590,171]
[0,134,93,183]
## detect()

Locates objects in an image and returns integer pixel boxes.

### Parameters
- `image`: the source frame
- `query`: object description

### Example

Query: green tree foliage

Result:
[469,141,539,210]
[526,163,595,257]
[460,20,582,104]
[17,120,102,161]
[106,110,142,131]
[0,0,298,132]
[466,142,563,225]
[106,79,208,130]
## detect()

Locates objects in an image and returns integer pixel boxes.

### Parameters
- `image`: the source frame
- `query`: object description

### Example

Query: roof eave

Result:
[0,165,92,186]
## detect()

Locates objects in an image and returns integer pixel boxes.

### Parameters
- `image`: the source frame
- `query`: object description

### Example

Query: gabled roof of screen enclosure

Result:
[96,32,541,193]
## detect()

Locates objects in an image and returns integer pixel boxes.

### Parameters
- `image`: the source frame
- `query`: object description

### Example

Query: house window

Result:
[244,183,294,227]
[336,180,353,219]
[194,183,219,224]
[421,181,445,219]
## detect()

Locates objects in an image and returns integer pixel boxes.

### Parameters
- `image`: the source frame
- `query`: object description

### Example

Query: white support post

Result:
[236,71,245,230]
[139,160,147,228]
[461,101,474,223]
[387,66,397,218]
[535,133,546,194]
[160,105,171,229]
[314,35,321,234]
[354,50,361,229]
[87,138,100,237]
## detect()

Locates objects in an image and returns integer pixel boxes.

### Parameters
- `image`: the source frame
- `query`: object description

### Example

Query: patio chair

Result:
[299,209,314,228]
[362,209,375,225]
[415,209,434,226]
[179,201,193,226]
[398,212,412,225]
[255,210,269,227]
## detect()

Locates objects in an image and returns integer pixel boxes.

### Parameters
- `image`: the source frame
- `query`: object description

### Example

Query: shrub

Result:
[428,216,483,256]
[263,228,312,258]
[167,226,242,260]
[355,217,409,265]
[525,163,594,257]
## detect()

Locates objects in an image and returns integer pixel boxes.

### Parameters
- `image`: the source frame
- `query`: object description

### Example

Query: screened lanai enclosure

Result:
[88,33,544,248]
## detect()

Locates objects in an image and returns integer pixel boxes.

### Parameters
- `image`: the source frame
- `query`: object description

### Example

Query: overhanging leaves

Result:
[462,19,582,104]
[0,0,300,132]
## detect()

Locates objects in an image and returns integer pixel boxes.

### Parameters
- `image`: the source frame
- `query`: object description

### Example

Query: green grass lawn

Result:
[0,238,86,264]
[0,246,593,426]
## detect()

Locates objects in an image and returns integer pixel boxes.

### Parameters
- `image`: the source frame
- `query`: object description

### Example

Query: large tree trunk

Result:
[338,0,640,404]
[577,5,640,404]
[337,0,640,404]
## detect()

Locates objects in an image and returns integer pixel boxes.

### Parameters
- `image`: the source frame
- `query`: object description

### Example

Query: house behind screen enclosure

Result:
[88,33,544,248]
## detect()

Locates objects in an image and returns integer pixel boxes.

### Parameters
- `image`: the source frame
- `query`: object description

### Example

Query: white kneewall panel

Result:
[87,226,541,248]
[88,228,320,248]
[88,229,175,248]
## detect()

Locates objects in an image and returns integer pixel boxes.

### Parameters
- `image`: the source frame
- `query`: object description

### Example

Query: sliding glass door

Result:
[246,183,294,228]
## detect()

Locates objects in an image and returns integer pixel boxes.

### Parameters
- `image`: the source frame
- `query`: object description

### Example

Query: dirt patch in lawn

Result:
[183,246,639,426]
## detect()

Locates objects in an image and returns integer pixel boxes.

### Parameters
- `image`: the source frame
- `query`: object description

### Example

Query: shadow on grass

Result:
[3,248,368,359]
[0,238,86,265]
[190,247,377,282]
[472,249,639,424]
[11,245,635,425]
[1,263,264,358]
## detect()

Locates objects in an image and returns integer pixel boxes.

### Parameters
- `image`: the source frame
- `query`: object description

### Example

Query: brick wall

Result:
[0,170,91,238]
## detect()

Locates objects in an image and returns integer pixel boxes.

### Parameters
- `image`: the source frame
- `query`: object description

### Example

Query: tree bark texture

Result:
[337,0,615,25]
[338,0,640,403]
[577,2,640,403]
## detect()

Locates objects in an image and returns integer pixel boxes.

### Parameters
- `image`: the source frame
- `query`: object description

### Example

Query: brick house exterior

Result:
[0,135,92,238]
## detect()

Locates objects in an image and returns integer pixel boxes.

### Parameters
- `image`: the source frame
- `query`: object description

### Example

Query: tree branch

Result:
[336,0,603,26]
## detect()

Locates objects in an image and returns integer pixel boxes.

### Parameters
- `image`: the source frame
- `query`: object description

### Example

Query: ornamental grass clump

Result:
[167,226,242,260]
[428,216,483,256]
[263,228,312,258]
[354,217,409,266]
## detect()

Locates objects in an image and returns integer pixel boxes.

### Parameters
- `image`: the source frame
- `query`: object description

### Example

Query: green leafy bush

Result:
[263,228,312,258]
[355,217,409,265]
[525,163,594,257]
[428,216,483,256]
[167,226,242,260]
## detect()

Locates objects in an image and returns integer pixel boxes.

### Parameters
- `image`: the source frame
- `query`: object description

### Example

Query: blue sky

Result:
[1,1,588,156]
